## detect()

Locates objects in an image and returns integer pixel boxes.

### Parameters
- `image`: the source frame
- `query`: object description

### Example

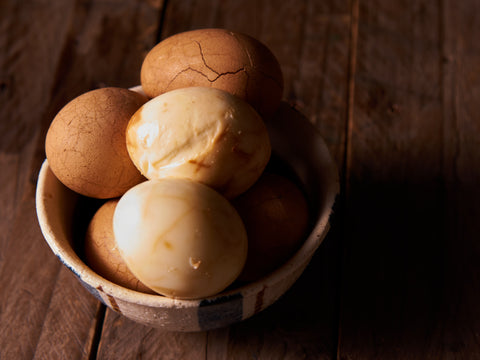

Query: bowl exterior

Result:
[35,96,339,331]
[83,238,320,331]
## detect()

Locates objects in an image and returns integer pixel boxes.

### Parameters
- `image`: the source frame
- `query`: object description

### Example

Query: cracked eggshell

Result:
[84,199,155,294]
[140,28,284,119]
[113,178,248,300]
[45,87,148,199]
[126,86,271,199]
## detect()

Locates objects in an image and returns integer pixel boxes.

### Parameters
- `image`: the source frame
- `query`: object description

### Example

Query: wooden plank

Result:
[0,197,63,359]
[0,0,162,358]
[432,0,480,356]
[337,0,480,358]
[96,0,350,358]
[0,2,83,358]
[97,311,208,359]
[32,270,104,360]
[0,0,77,258]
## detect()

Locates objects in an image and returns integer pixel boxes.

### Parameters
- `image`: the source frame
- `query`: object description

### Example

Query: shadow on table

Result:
[226,177,480,357]
[336,178,479,357]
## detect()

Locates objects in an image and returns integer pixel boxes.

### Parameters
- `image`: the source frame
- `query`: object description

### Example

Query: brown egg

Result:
[84,199,155,294]
[232,172,310,282]
[140,28,283,119]
[45,87,148,199]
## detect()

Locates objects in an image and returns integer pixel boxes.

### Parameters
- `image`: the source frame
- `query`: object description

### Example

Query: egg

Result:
[45,87,148,199]
[113,178,248,299]
[126,86,271,199]
[232,172,310,282]
[140,28,284,119]
[84,199,155,294]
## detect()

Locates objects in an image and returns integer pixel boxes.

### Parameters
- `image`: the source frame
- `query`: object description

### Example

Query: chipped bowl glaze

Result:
[35,98,339,332]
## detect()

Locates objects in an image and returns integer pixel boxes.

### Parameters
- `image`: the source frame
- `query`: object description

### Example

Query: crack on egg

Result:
[195,40,247,80]
[165,41,247,91]
[166,66,247,90]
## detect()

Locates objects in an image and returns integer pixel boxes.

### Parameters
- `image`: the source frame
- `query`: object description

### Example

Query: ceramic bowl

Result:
[35,99,339,332]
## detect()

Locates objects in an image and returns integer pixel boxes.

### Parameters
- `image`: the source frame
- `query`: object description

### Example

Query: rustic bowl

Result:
[35,100,339,332]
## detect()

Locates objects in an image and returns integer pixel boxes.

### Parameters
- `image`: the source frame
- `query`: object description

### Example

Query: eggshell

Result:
[84,199,155,294]
[113,178,248,300]
[140,28,283,119]
[126,87,271,199]
[232,172,310,282]
[45,87,148,199]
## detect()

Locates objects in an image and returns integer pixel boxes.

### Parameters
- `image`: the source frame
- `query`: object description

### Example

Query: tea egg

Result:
[113,178,248,299]
[45,87,147,199]
[233,172,310,282]
[140,28,284,119]
[84,199,155,294]
[126,86,271,199]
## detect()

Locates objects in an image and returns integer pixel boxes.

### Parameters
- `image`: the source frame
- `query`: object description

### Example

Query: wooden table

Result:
[2,0,479,358]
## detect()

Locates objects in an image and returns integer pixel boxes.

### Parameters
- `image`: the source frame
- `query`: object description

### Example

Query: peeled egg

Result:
[126,86,271,199]
[45,87,147,199]
[84,199,155,294]
[232,172,310,282]
[113,178,248,299]
[140,28,284,118]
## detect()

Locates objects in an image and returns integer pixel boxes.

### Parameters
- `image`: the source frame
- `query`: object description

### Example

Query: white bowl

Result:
[35,100,339,331]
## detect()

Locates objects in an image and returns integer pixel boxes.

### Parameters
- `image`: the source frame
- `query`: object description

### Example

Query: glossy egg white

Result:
[112,178,248,299]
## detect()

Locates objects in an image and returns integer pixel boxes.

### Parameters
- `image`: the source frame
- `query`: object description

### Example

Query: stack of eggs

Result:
[45,29,310,300]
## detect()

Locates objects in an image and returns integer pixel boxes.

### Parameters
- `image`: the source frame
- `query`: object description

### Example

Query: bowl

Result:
[35,100,339,332]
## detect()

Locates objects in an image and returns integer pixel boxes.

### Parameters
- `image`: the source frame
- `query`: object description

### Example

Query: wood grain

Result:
[338,0,480,358]
[434,0,480,356]
[32,270,103,360]
[0,2,81,358]
[98,311,208,359]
